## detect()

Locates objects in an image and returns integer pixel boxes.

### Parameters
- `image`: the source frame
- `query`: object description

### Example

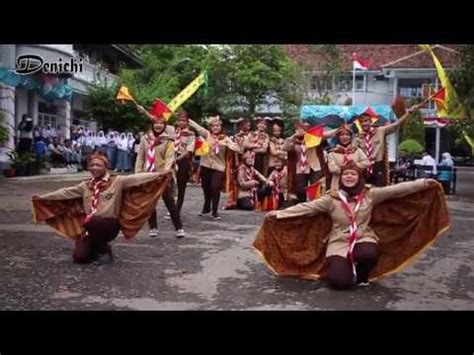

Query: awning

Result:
[0,67,72,102]
[300,104,396,128]
[423,117,454,128]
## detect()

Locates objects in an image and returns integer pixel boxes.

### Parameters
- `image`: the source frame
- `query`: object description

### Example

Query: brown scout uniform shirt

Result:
[268,137,287,168]
[135,131,175,174]
[37,172,165,220]
[327,146,370,192]
[354,124,398,163]
[276,179,429,258]
[189,120,240,172]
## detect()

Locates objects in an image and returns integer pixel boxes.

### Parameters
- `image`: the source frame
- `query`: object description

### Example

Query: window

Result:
[399,78,435,109]
[38,102,58,128]
[38,113,58,128]
[355,75,364,91]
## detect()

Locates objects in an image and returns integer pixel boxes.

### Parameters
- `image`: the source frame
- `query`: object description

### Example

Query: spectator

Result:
[42,124,52,146]
[95,130,107,155]
[33,137,47,160]
[115,133,129,172]
[394,150,413,182]
[47,137,66,167]
[420,150,437,178]
[33,125,42,141]
[17,114,33,153]
[83,131,95,157]
[127,132,135,171]
[63,139,81,167]
[132,132,142,170]
[438,152,454,194]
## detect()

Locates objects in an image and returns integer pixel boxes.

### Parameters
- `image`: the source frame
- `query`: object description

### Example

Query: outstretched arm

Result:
[188,119,210,139]
[323,128,338,139]
[34,183,84,201]
[384,104,422,135]
[371,178,437,204]
[274,195,332,219]
[119,171,172,189]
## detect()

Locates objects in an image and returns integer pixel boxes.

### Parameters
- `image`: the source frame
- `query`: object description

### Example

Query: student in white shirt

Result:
[420,150,437,177]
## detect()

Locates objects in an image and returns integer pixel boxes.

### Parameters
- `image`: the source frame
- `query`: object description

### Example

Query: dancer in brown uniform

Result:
[328,124,369,193]
[255,161,449,289]
[268,121,287,177]
[244,117,270,176]
[284,121,336,203]
[188,115,240,220]
[174,111,196,213]
[135,107,185,238]
[354,104,421,186]
[32,152,172,265]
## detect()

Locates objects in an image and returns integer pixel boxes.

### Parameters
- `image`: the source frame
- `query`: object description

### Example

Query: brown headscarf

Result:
[339,160,365,197]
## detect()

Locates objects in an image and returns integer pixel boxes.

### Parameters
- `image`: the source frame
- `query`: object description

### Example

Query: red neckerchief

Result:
[363,127,376,174]
[337,189,365,277]
[84,174,110,224]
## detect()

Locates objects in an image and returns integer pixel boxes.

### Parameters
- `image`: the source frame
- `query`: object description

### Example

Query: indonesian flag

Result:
[150,99,173,121]
[303,124,324,148]
[431,87,447,114]
[352,52,370,70]
[194,136,210,156]
[306,181,322,201]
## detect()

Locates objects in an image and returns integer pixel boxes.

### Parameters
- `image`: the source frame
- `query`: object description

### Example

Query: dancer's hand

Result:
[266,210,277,218]
[425,178,440,188]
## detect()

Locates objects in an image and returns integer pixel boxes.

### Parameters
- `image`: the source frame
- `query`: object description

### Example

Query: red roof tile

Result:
[285,44,460,71]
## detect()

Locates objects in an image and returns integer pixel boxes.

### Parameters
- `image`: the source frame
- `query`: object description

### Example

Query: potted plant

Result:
[30,154,47,175]
[7,151,36,176]
[22,152,37,176]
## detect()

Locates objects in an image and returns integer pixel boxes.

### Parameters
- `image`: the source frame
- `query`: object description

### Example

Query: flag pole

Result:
[352,62,356,106]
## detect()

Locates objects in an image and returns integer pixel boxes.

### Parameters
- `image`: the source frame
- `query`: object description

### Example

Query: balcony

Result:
[70,61,117,94]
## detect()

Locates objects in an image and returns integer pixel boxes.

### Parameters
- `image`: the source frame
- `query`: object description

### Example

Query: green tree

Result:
[399,139,424,157]
[400,108,425,147]
[223,45,301,117]
[85,45,303,130]
[445,45,474,149]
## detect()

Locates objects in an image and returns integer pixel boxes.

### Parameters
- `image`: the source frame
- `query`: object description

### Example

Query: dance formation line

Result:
[32,96,450,290]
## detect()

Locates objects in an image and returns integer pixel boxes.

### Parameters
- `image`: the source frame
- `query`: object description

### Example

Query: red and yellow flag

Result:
[419,45,466,119]
[116,85,137,104]
[150,99,172,121]
[194,137,210,156]
[355,106,379,133]
[430,86,447,114]
[304,124,324,148]
[306,181,322,201]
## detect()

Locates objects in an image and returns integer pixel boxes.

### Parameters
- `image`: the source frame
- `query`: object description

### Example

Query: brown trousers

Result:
[73,217,120,264]
[326,242,378,290]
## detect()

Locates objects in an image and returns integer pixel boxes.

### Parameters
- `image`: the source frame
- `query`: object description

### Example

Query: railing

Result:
[73,62,117,87]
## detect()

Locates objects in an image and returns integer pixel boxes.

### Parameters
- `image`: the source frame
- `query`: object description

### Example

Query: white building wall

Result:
[14,88,28,127]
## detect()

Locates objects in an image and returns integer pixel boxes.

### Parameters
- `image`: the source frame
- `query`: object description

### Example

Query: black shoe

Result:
[199,211,211,217]
[211,214,222,221]
[93,251,114,266]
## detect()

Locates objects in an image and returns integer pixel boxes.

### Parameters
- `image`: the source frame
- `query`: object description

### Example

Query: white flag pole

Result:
[352,61,356,106]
